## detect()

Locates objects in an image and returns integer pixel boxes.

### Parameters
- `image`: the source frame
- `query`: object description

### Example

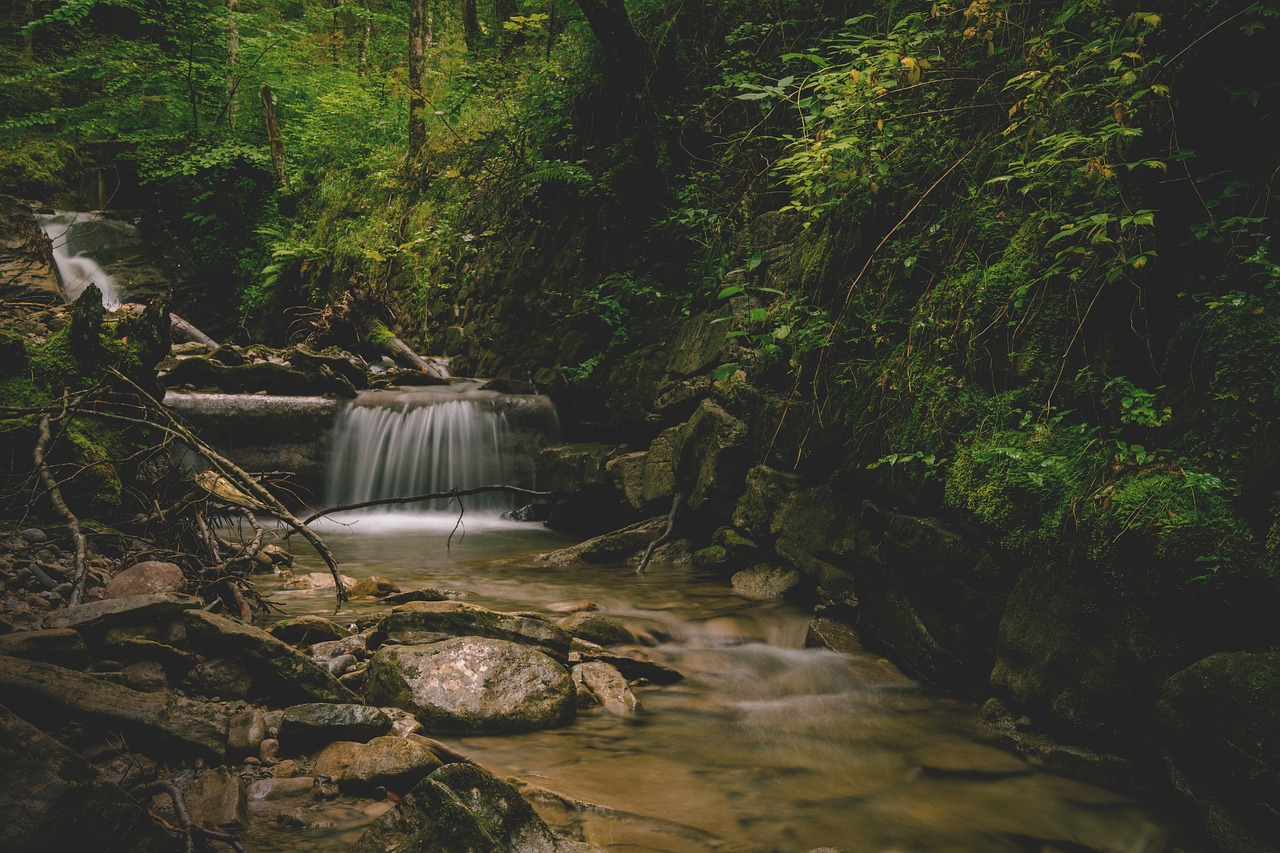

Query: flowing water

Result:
[241,390,1184,852]
[37,211,138,308]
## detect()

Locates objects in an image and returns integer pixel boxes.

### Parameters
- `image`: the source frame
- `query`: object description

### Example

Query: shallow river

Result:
[262,513,1181,853]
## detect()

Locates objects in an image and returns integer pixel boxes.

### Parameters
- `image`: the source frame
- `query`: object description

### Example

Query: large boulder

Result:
[268,614,351,646]
[182,609,358,704]
[0,705,170,853]
[104,561,186,598]
[42,593,202,637]
[362,638,575,734]
[311,735,442,793]
[374,601,571,663]
[1159,652,1280,852]
[0,628,89,669]
[572,662,639,716]
[558,612,634,646]
[0,655,226,761]
[352,762,601,853]
[634,399,748,515]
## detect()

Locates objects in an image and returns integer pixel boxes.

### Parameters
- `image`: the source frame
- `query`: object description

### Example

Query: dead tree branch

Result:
[136,780,247,853]
[300,485,553,526]
[33,401,90,604]
[637,492,682,574]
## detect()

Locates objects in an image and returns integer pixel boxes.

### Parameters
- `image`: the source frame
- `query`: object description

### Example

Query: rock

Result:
[0,705,170,853]
[278,702,392,753]
[104,561,186,598]
[546,600,598,614]
[559,612,634,646]
[349,575,400,598]
[538,517,666,566]
[383,588,460,605]
[1159,652,1280,851]
[183,657,253,699]
[96,752,159,789]
[247,776,315,801]
[18,527,48,544]
[312,735,442,793]
[910,741,1030,778]
[572,662,639,716]
[0,627,89,669]
[102,637,195,679]
[326,653,358,676]
[228,709,268,757]
[732,465,802,541]
[268,614,352,646]
[182,609,359,704]
[310,632,369,661]
[280,571,356,591]
[731,563,801,599]
[259,543,293,567]
[374,600,571,663]
[0,655,226,761]
[42,593,202,636]
[120,659,168,692]
[162,768,248,830]
[160,356,358,398]
[382,706,425,738]
[259,738,280,765]
[805,616,862,655]
[272,758,307,778]
[352,762,602,853]
[363,638,576,734]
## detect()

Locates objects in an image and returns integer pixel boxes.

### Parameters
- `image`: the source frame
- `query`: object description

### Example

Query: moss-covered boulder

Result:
[1159,652,1280,852]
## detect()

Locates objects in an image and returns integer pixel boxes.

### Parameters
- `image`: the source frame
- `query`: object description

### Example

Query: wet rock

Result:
[382,587,459,605]
[0,627,89,669]
[312,735,442,793]
[374,600,571,663]
[326,653,358,676]
[0,655,226,761]
[546,600,598,614]
[310,632,369,661]
[42,593,202,636]
[247,776,315,802]
[228,709,268,758]
[0,705,170,853]
[280,571,356,591]
[363,638,576,734]
[805,615,862,655]
[382,706,425,738]
[104,561,185,599]
[353,762,601,853]
[268,614,351,646]
[538,517,666,565]
[272,758,308,778]
[910,741,1030,778]
[182,609,359,704]
[349,575,400,598]
[1159,651,1280,851]
[160,767,248,830]
[120,659,168,693]
[731,563,801,600]
[732,465,802,541]
[184,657,253,699]
[572,662,639,716]
[559,611,634,646]
[278,702,392,753]
[259,738,280,765]
[570,640,684,685]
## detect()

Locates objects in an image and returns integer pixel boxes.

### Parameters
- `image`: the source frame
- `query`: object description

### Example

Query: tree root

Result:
[135,780,247,853]
[637,492,682,574]
[33,401,90,604]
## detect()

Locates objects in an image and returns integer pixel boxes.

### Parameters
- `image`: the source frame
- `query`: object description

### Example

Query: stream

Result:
[261,512,1180,853]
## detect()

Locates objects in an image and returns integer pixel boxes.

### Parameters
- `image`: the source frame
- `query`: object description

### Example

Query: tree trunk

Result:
[571,0,646,88]
[462,0,479,51]
[358,0,371,74]
[494,0,516,27]
[226,0,239,130]
[260,85,288,187]
[408,0,426,163]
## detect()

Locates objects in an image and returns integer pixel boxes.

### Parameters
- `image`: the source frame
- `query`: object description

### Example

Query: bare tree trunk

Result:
[462,0,479,51]
[494,0,516,26]
[226,0,240,130]
[408,0,426,163]
[260,84,288,188]
[358,0,372,74]
[571,0,645,88]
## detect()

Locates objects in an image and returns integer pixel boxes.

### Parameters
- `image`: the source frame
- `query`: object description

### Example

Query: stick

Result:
[637,493,682,574]
[33,403,89,605]
[299,485,554,525]
[136,780,247,853]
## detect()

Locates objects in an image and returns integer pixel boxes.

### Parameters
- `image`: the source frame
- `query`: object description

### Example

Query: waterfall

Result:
[37,211,138,309]
[324,385,559,516]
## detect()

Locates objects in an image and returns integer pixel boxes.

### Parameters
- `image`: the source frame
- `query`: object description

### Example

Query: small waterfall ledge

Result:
[37,211,141,309]
[325,383,560,515]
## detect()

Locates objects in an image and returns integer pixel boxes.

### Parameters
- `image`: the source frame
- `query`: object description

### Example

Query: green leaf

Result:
[717,285,745,300]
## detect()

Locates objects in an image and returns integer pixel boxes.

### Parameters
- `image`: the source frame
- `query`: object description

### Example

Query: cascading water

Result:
[37,211,139,309]
[324,382,559,516]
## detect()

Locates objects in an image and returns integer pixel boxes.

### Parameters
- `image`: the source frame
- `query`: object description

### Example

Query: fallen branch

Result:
[637,492,682,574]
[107,367,349,605]
[300,485,554,526]
[136,779,247,853]
[33,401,90,604]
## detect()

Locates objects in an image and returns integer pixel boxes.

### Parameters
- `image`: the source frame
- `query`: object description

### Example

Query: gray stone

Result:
[104,561,186,599]
[120,659,168,692]
[42,593,202,635]
[571,644,684,685]
[184,657,253,699]
[18,527,48,544]
[310,632,369,661]
[326,653,358,676]
[278,702,392,753]
[246,776,315,801]
[228,709,268,757]
[0,705,169,853]
[559,611,634,646]
[363,638,576,734]
[182,609,358,704]
[0,627,89,669]
[572,662,639,716]
[731,563,801,600]
[268,614,351,646]
[374,600,571,663]
[280,571,356,591]
[312,735,442,793]
[0,655,226,761]
[352,762,602,853]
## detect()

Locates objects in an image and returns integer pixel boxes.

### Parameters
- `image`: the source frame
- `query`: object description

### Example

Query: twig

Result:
[448,489,465,550]
[637,493,682,574]
[298,485,554,525]
[135,780,247,853]
[33,400,89,605]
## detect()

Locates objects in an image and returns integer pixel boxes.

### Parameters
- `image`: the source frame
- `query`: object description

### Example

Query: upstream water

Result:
[37,211,137,308]
[273,512,1182,853]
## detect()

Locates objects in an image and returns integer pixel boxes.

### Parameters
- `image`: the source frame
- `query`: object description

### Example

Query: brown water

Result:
[263,512,1182,853]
